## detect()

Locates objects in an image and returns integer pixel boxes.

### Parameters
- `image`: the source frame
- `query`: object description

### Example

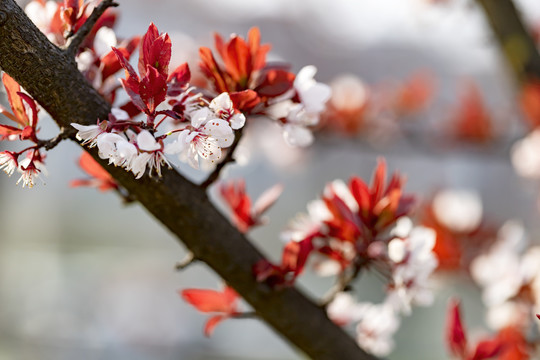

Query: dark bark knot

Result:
[0,12,7,26]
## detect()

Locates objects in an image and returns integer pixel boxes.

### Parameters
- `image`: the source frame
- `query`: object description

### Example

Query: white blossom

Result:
[266,66,331,147]
[209,93,246,130]
[0,152,17,177]
[72,123,104,147]
[511,129,540,179]
[432,189,483,233]
[25,1,59,39]
[294,65,332,114]
[387,226,438,315]
[94,27,117,58]
[327,292,367,325]
[165,107,235,169]
[470,221,530,307]
[16,157,46,188]
[355,303,400,357]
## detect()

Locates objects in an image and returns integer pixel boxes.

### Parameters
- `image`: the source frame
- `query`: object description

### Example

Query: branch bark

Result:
[476,0,540,82]
[0,1,378,359]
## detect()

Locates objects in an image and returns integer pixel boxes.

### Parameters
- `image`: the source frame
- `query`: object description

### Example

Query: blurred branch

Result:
[476,0,540,83]
[65,0,118,57]
[0,1,378,359]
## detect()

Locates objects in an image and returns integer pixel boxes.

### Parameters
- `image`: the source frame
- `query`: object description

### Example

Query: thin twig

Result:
[320,257,370,307]
[320,266,361,307]
[65,0,118,57]
[37,127,74,150]
[201,126,245,189]
[175,252,197,271]
[232,311,258,319]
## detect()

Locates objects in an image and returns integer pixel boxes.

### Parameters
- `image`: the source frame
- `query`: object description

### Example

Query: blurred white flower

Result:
[387,226,438,315]
[470,221,535,307]
[432,188,483,233]
[511,129,540,179]
[355,303,400,357]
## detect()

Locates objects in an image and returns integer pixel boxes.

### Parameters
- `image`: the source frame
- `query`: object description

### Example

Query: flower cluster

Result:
[255,159,416,285]
[68,23,331,179]
[250,159,438,355]
[442,218,540,359]
[0,74,47,188]
[200,28,331,146]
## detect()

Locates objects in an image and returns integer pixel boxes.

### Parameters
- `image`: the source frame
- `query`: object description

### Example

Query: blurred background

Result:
[2,0,540,358]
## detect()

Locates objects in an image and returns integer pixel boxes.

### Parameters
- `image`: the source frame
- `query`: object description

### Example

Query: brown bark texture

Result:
[0,0,379,359]
[476,0,540,82]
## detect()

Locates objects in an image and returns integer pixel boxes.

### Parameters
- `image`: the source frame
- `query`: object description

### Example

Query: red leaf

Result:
[282,238,314,277]
[180,287,238,314]
[446,299,468,359]
[371,158,387,205]
[139,23,160,74]
[17,92,39,129]
[112,47,140,89]
[349,177,371,218]
[470,339,503,360]
[119,100,142,118]
[255,69,295,97]
[2,74,29,127]
[199,47,229,93]
[120,78,146,113]
[247,27,271,72]
[520,80,540,129]
[70,151,117,192]
[219,179,253,233]
[224,37,251,86]
[204,315,227,337]
[167,63,191,96]
[453,82,492,142]
[139,65,167,114]
[253,259,289,287]
[0,123,22,140]
[230,90,260,113]
[213,32,226,61]
[139,23,171,78]
[19,125,35,141]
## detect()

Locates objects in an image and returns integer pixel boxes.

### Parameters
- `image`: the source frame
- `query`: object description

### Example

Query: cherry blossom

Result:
[326,292,366,326]
[511,129,540,180]
[209,92,246,130]
[432,188,483,234]
[386,226,438,315]
[165,107,235,169]
[470,220,529,307]
[25,0,62,43]
[0,151,18,177]
[355,303,400,356]
[16,153,47,188]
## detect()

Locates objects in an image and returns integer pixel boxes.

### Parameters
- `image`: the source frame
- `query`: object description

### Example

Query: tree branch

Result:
[175,252,197,271]
[65,0,118,57]
[475,0,540,83]
[0,1,379,359]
